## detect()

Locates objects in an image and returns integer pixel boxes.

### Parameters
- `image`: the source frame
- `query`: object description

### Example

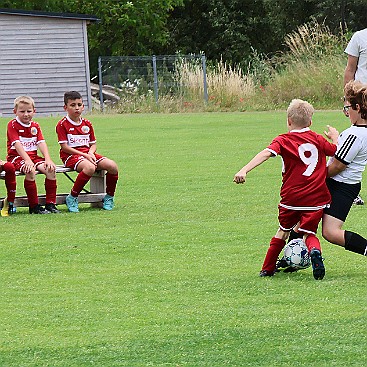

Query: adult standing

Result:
[344,28,367,86]
[343,29,367,204]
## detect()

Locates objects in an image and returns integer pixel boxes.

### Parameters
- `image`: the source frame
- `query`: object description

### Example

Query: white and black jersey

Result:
[330,125,367,184]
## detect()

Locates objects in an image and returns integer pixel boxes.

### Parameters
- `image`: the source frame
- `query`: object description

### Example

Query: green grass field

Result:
[0,111,366,366]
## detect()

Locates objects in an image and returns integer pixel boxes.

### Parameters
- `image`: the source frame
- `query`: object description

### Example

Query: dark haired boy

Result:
[56,91,119,212]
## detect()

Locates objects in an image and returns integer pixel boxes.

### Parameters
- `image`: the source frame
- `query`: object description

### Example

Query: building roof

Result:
[0,8,99,22]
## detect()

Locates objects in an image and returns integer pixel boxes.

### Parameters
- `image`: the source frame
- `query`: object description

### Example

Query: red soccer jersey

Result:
[266,127,337,209]
[56,116,97,162]
[7,118,45,159]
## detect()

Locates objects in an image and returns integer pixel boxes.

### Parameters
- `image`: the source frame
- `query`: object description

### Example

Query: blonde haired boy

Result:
[6,96,59,214]
[234,99,338,280]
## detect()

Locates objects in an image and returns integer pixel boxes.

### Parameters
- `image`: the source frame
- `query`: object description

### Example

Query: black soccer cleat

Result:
[310,249,325,280]
[8,202,16,214]
[45,203,61,214]
[276,257,288,270]
[275,257,298,273]
[29,204,51,214]
[259,270,275,277]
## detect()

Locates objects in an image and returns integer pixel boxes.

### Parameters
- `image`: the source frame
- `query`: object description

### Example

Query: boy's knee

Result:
[46,172,56,180]
[82,164,96,176]
[3,162,15,173]
[24,175,36,181]
[109,160,118,173]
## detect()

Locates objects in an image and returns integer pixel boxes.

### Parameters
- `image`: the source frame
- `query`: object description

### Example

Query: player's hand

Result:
[84,153,97,166]
[324,125,339,142]
[88,152,97,163]
[233,171,247,184]
[23,159,35,173]
[44,160,56,172]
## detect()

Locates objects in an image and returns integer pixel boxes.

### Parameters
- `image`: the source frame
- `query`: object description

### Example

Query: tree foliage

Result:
[1,0,367,73]
[0,0,184,75]
[165,0,367,66]
[164,0,275,65]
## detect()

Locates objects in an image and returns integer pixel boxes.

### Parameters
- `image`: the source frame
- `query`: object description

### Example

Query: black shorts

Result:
[324,178,361,222]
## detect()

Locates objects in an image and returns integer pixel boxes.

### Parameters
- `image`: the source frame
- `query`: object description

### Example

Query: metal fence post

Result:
[98,56,104,112]
[202,55,208,103]
[152,55,159,104]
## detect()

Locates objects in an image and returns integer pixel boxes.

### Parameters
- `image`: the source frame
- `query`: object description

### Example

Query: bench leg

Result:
[90,170,106,208]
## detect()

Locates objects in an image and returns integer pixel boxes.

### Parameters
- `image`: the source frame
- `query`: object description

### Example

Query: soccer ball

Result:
[283,238,311,269]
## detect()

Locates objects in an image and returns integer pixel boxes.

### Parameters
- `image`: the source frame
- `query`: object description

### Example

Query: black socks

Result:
[344,230,367,256]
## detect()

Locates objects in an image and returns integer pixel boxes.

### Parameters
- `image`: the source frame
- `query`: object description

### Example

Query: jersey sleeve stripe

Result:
[336,134,357,162]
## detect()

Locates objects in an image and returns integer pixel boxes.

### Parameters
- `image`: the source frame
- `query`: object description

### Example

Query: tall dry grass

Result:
[108,20,348,113]
[253,19,346,110]
[284,19,345,61]
[174,58,256,110]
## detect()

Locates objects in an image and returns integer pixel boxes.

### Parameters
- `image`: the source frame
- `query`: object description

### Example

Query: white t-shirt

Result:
[331,125,367,184]
[345,29,367,83]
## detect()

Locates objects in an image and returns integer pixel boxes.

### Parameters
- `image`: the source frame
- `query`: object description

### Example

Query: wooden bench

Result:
[0,165,106,208]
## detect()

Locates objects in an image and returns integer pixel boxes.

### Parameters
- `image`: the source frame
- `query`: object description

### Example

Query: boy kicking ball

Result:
[234,99,338,280]
[56,91,119,213]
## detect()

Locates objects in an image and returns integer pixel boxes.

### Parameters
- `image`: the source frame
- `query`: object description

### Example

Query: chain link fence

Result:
[95,55,208,111]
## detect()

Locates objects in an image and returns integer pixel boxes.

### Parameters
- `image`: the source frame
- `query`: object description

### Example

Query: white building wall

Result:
[0,14,92,116]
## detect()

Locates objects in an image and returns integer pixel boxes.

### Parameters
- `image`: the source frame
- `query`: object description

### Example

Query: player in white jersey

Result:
[56,91,119,213]
[323,80,367,257]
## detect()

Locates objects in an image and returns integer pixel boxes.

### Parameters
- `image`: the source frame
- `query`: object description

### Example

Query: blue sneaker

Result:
[102,194,114,210]
[66,194,79,213]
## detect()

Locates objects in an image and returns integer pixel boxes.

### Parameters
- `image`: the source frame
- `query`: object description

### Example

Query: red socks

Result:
[71,171,92,197]
[305,234,321,253]
[24,179,38,207]
[45,178,57,204]
[261,237,286,273]
[2,162,16,203]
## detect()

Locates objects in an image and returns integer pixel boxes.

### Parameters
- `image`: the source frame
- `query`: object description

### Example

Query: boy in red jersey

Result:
[56,91,119,213]
[0,159,16,217]
[7,96,59,214]
[233,99,339,280]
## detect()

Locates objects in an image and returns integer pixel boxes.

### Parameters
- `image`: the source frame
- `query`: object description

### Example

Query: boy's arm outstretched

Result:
[233,149,273,184]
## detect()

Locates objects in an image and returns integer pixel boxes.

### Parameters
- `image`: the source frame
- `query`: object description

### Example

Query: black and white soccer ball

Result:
[283,238,311,269]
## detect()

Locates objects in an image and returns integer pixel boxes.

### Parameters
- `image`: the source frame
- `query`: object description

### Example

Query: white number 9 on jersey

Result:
[298,143,318,176]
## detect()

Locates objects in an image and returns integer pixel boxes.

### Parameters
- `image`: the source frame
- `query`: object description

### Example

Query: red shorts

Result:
[63,153,105,171]
[8,155,45,172]
[278,206,324,235]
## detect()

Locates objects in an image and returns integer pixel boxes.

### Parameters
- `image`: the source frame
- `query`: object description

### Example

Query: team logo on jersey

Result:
[31,127,38,136]
[19,136,38,151]
[82,126,90,134]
